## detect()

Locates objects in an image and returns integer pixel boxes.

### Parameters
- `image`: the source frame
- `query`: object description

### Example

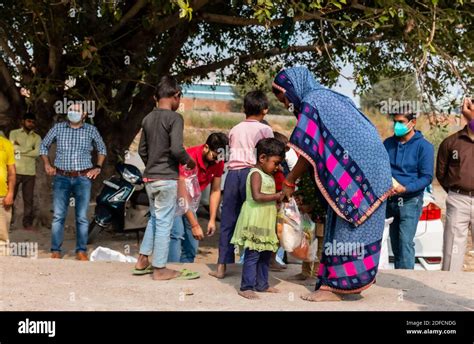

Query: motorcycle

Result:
[87,161,149,244]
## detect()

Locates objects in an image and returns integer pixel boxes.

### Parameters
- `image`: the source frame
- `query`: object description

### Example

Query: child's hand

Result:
[278,191,285,202]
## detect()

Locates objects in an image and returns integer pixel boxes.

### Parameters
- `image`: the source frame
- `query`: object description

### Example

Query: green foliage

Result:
[0,0,472,142]
[230,64,289,114]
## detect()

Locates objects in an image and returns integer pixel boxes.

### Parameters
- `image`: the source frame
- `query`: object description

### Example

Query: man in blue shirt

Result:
[40,104,107,260]
[384,112,434,269]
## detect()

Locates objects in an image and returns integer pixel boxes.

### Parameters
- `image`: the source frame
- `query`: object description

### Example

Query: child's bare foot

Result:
[209,264,226,279]
[152,267,180,280]
[238,290,259,299]
[258,287,280,293]
[288,273,309,281]
[135,254,149,270]
[301,290,343,302]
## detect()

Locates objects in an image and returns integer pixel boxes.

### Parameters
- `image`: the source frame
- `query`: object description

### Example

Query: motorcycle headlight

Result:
[122,168,140,184]
[108,189,127,203]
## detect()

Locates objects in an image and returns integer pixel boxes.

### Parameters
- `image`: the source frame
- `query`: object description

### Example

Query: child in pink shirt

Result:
[209,91,273,279]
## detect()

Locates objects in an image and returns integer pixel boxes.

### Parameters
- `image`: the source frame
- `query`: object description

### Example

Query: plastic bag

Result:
[277,198,303,252]
[291,214,318,262]
[90,246,137,263]
[175,168,201,216]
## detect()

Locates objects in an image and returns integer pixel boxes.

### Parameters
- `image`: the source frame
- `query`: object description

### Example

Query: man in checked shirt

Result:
[40,103,107,261]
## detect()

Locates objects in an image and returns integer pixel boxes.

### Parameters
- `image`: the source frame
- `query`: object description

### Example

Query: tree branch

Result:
[95,0,149,41]
[178,33,384,80]
[0,57,22,105]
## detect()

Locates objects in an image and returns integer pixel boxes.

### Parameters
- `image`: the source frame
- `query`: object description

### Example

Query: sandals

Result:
[132,266,200,280]
[176,268,200,280]
[132,264,153,275]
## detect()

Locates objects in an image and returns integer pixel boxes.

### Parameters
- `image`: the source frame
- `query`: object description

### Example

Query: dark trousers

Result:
[241,249,272,291]
[13,175,35,227]
[218,168,250,264]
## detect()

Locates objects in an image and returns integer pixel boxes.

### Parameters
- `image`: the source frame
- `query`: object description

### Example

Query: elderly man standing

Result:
[437,97,474,271]
[40,104,106,260]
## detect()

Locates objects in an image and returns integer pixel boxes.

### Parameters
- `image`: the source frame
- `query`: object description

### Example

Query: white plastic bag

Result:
[90,246,137,263]
[175,169,201,216]
[277,198,304,252]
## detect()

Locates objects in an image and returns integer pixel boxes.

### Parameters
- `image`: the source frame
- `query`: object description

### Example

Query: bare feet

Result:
[301,290,343,302]
[152,267,180,280]
[135,254,149,270]
[209,263,226,279]
[258,287,280,293]
[238,290,259,300]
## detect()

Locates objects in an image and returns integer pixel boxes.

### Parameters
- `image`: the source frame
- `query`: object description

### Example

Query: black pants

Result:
[13,175,35,227]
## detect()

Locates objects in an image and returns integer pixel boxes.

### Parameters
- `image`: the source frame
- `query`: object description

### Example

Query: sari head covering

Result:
[273,67,392,227]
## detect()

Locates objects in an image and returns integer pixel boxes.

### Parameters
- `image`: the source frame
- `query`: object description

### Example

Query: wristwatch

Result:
[94,164,102,171]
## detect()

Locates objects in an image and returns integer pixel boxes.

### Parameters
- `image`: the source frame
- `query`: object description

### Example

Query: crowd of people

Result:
[0,66,472,302]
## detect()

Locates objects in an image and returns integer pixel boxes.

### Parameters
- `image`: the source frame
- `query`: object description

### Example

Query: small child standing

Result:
[210,90,274,279]
[231,138,286,299]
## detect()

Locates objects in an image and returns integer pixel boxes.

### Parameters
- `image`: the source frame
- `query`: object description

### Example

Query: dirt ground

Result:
[1,256,473,311]
[2,181,473,311]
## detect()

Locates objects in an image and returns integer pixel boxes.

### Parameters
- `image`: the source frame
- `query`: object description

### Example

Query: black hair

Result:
[206,132,229,152]
[273,131,288,145]
[244,90,269,116]
[154,75,182,100]
[256,138,286,160]
[391,112,416,121]
[23,112,36,121]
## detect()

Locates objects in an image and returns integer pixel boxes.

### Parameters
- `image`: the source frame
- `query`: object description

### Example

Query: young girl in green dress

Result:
[231,138,286,300]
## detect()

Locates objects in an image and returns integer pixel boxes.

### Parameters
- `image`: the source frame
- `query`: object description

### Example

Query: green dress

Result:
[231,168,279,252]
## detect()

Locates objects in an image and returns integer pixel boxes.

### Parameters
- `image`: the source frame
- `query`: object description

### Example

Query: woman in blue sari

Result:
[273,67,392,301]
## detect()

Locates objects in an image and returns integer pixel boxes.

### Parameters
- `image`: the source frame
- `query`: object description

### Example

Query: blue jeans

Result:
[51,175,91,253]
[168,212,199,263]
[139,180,177,268]
[386,194,424,269]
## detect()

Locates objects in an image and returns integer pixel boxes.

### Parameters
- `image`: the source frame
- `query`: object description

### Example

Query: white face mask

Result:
[67,111,83,123]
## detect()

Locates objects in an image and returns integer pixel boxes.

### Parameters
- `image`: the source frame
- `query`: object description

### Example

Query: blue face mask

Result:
[67,111,83,123]
[394,121,412,137]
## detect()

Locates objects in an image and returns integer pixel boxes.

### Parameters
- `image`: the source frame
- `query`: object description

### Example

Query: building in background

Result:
[181,82,235,112]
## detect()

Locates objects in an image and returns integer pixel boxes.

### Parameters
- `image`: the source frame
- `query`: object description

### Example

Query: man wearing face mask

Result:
[437,97,474,271]
[383,111,434,269]
[40,103,107,260]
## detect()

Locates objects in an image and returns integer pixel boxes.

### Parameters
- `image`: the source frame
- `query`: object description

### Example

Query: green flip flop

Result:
[132,264,153,275]
[176,268,200,280]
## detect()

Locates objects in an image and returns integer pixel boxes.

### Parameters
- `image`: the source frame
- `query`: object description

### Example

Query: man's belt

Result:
[450,188,474,197]
[56,168,91,177]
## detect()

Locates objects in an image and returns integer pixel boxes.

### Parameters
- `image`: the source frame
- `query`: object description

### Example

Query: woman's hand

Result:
[282,183,295,201]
